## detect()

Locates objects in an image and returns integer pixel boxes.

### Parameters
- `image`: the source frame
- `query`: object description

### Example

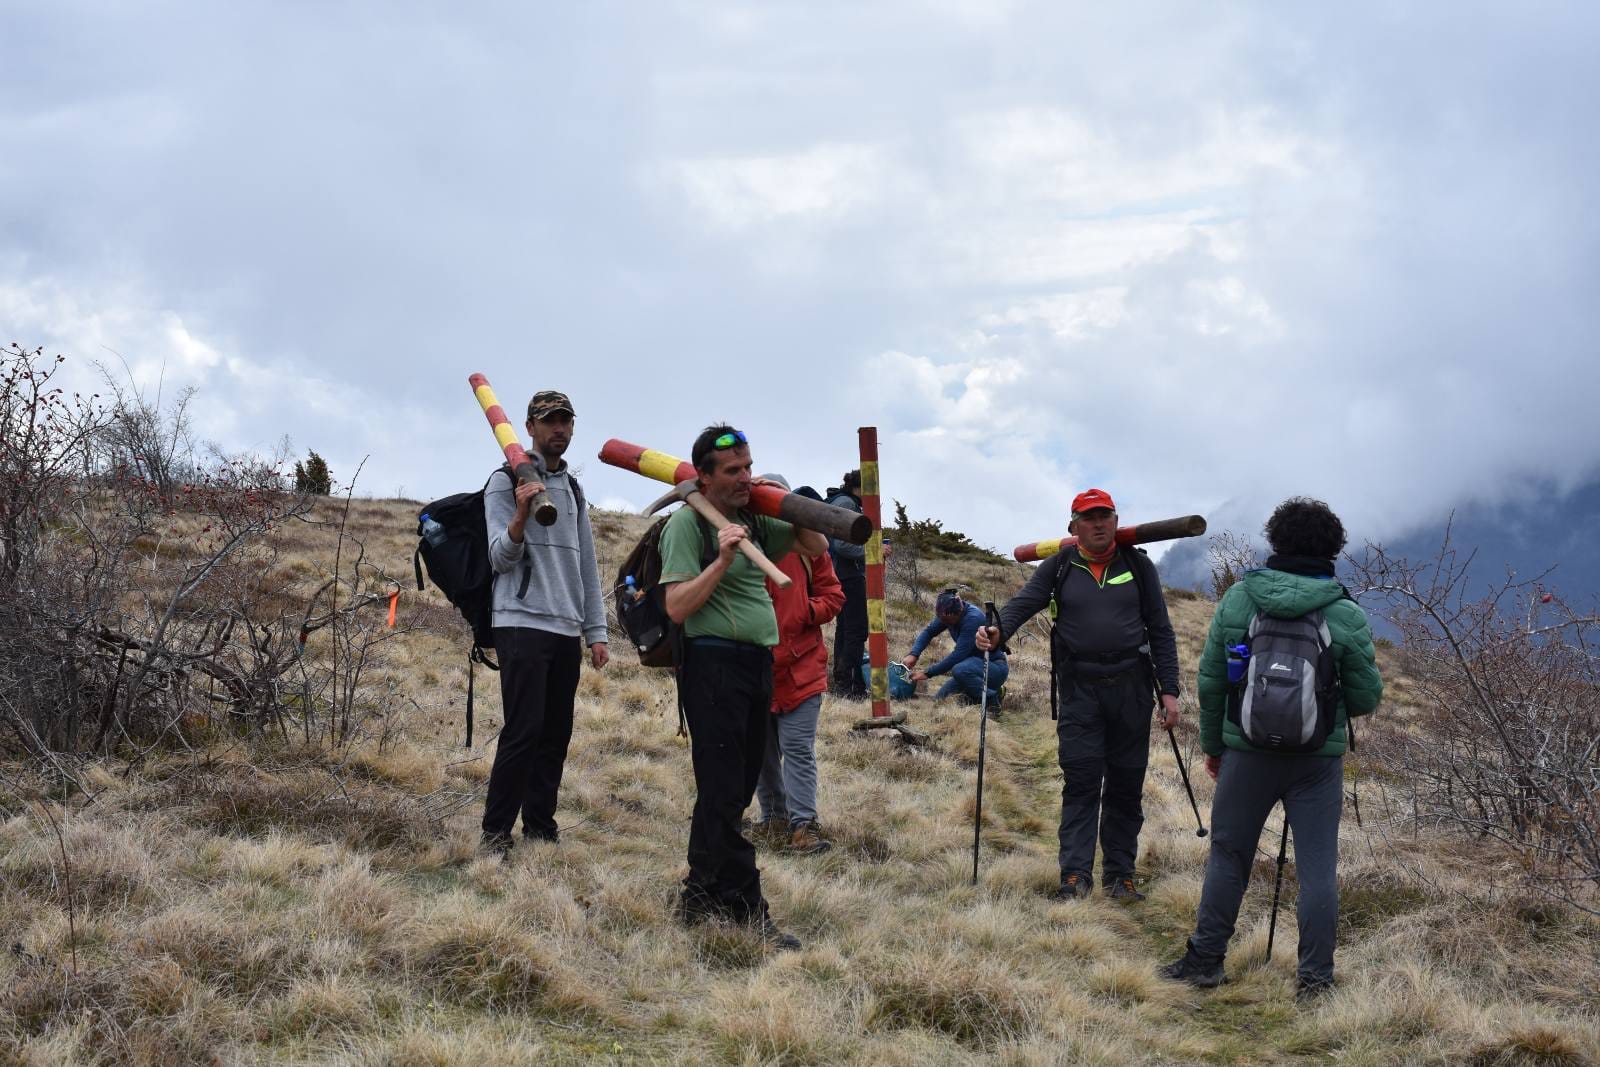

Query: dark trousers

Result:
[1056,669,1153,884]
[681,641,772,920]
[481,628,582,839]
[831,573,868,696]
[1187,748,1344,985]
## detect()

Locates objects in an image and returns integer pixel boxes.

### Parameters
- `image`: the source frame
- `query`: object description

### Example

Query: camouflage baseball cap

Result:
[527,390,576,421]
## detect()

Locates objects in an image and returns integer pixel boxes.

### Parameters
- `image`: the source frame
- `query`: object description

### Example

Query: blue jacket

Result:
[909,601,1004,677]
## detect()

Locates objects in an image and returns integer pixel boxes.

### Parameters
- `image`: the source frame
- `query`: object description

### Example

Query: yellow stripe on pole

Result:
[1034,539,1062,560]
[860,460,879,496]
[870,667,887,702]
[493,423,519,450]
[473,384,498,411]
[865,531,884,566]
[638,449,683,485]
[867,599,885,633]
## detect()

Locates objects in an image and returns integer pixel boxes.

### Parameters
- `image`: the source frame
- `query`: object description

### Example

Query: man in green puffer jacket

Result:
[1160,497,1382,1001]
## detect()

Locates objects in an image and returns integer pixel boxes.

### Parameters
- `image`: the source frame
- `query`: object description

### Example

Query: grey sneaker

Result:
[1159,953,1226,989]
[1296,978,1334,1003]
[755,906,801,951]
[1053,873,1092,900]
[479,831,514,861]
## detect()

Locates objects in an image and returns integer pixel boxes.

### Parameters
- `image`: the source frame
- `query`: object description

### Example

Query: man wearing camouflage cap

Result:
[479,389,609,859]
[977,489,1181,902]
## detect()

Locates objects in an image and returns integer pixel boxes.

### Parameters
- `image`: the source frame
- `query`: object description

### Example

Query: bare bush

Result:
[1206,529,1259,600]
[0,344,400,777]
[1350,530,1600,915]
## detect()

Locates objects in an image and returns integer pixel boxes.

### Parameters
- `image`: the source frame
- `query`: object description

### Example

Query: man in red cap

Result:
[978,489,1181,902]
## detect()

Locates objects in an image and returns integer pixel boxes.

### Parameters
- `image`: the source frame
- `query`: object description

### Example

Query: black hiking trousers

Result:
[681,639,773,921]
[481,628,582,840]
[1056,667,1154,885]
[831,573,868,697]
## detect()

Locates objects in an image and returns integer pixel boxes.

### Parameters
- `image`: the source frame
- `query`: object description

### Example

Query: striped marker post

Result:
[468,373,556,526]
[860,427,891,719]
[1013,514,1207,562]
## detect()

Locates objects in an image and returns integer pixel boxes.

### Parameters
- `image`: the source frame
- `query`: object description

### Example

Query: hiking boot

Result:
[1296,978,1334,1004]
[753,817,791,848]
[1053,873,1092,901]
[993,684,1007,711]
[479,831,514,861]
[1159,952,1226,989]
[1107,877,1146,903]
[755,906,801,951]
[789,820,832,855]
[521,826,559,844]
[676,883,720,928]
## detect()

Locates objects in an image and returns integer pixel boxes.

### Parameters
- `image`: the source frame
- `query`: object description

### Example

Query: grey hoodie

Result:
[483,457,607,646]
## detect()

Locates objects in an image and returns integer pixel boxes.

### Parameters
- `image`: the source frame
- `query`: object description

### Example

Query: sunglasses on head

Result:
[712,429,749,449]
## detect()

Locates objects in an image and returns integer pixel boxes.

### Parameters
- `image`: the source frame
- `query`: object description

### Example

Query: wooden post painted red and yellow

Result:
[859,427,891,719]
[1013,514,1207,562]
[468,372,556,525]
[598,438,872,545]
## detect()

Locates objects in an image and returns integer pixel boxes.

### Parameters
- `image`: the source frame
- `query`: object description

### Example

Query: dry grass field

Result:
[2,495,1597,1065]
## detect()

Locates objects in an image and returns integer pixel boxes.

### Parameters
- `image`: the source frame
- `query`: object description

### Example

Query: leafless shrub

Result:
[1206,529,1259,600]
[1349,529,1600,915]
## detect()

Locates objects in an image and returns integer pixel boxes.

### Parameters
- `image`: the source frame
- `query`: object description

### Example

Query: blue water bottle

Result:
[1226,643,1251,684]
[624,575,640,601]
[420,512,446,547]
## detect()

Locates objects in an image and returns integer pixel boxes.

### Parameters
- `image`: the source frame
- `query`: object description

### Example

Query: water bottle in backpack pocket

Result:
[1228,609,1340,752]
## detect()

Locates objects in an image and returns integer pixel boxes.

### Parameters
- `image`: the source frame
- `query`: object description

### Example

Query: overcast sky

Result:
[5,2,1598,566]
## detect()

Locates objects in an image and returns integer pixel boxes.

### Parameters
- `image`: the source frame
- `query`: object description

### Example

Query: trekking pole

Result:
[1346,714,1363,829]
[1166,724,1208,838]
[971,601,998,887]
[1265,810,1290,962]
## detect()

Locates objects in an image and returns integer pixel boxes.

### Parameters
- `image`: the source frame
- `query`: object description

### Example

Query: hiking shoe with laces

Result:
[789,820,832,855]
[1053,873,1092,901]
[479,831,514,861]
[755,906,802,951]
[1159,953,1226,989]
[1107,877,1146,903]
[1296,978,1334,1004]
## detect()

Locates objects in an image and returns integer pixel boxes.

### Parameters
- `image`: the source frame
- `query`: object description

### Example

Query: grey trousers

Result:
[1187,747,1344,986]
[754,693,822,826]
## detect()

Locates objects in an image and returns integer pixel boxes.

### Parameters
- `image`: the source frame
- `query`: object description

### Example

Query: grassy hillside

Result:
[1,497,1596,1066]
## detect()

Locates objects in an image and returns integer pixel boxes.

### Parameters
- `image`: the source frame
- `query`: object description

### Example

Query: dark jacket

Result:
[1197,567,1382,757]
[997,546,1180,696]
[825,490,865,579]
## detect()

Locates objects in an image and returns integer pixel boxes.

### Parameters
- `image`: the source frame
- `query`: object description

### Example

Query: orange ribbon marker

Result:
[386,590,399,628]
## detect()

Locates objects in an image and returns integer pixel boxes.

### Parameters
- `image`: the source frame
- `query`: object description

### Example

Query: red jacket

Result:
[767,549,845,713]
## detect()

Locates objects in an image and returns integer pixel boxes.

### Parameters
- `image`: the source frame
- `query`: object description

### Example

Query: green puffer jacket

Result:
[1197,569,1383,757]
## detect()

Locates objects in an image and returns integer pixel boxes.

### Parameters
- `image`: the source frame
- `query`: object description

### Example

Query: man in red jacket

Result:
[751,478,846,854]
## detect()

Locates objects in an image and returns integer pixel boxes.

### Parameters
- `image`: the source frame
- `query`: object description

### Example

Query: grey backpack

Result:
[1231,610,1340,752]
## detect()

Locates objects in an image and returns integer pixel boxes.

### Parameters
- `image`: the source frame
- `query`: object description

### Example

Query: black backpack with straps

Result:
[413,464,585,746]
[1045,544,1152,721]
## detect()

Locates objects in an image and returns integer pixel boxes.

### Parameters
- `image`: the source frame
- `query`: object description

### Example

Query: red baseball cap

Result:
[1070,488,1117,516]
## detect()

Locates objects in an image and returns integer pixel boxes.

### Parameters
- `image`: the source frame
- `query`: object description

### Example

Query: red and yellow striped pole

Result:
[598,438,872,544]
[468,373,556,526]
[860,427,891,719]
[1013,514,1207,562]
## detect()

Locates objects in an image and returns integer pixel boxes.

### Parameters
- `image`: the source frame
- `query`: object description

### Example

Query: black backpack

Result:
[413,464,584,746]
[614,508,763,667]
[1228,609,1340,752]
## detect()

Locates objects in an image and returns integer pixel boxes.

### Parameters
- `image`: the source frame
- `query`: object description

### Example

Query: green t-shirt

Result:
[658,504,795,647]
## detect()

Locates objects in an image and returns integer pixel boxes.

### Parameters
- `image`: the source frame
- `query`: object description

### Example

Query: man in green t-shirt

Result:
[660,424,827,950]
